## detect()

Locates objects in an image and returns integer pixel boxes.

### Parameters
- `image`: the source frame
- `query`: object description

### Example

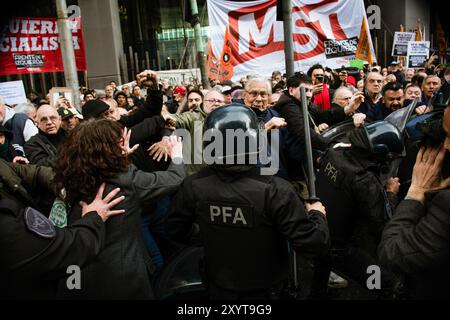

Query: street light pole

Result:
[188,0,210,89]
[283,0,295,78]
[55,0,80,110]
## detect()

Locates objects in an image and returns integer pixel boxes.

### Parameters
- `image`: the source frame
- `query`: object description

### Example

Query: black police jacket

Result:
[166,165,329,292]
[0,198,105,299]
[316,146,396,253]
[379,188,450,299]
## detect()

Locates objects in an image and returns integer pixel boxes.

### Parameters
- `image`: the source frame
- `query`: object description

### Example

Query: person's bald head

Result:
[333,87,353,108]
[36,104,61,134]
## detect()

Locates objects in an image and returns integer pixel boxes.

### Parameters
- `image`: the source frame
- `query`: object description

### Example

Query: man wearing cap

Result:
[165,86,186,114]
[25,105,66,167]
[58,107,81,131]
[222,86,233,104]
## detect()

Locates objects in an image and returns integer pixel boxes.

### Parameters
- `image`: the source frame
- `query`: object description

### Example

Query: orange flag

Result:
[218,26,234,82]
[356,16,374,65]
[207,41,220,81]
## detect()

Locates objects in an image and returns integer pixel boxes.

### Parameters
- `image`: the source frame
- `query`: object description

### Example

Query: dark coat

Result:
[59,161,186,299]
[378,188,450,299]
[24,130,66,167]
[0,159,55,214]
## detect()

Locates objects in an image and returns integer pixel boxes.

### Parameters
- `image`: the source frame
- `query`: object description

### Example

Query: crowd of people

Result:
[0,56,449,300]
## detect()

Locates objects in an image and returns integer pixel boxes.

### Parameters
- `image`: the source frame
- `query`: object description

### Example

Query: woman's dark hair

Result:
[54,119,129,204]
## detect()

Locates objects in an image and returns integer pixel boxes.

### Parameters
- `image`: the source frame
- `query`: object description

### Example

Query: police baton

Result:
[300,86,320,203]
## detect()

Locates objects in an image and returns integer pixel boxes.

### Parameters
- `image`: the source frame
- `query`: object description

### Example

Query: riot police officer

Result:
[0,183,125,299]
[315,121,404,296]
[166,104,329,299]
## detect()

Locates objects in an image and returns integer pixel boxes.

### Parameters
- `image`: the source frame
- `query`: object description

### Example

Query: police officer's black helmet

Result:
[364,121,403,156]
[203,103,261,164]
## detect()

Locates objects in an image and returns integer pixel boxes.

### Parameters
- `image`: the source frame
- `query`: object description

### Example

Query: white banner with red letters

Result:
[207,0,375,81]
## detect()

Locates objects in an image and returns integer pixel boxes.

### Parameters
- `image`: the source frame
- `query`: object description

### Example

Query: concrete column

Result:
[78,0,124,89]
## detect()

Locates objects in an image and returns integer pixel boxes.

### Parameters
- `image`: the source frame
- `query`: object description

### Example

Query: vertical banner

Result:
[207,0,376,81]
[406,41,430,69]
[0,17,87,75]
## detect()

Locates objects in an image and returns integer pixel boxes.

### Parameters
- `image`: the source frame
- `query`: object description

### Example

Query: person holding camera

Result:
[378,103,450,299]
[307,64,332,111]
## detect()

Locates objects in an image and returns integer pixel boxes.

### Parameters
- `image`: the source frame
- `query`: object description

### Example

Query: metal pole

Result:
[189,0,210,89]
[56,0,80,110]
[283,0,295,77]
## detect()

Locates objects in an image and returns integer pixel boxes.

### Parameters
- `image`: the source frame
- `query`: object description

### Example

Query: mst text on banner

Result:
[207,0,376,81]
[0,17,87,75]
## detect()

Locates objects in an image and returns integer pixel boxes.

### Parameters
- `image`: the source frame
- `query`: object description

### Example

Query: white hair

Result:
[245,77,272,94]
[14,103,36,115]
[333,87,353,103]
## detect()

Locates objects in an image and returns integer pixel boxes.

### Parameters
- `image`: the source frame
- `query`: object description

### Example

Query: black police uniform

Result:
[167,166,329,299]
[0,198,105,299]
[166,104,329,299]
[315,122,402,292]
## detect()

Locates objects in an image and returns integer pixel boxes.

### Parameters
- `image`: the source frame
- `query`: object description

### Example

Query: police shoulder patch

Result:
[25,207,56,238]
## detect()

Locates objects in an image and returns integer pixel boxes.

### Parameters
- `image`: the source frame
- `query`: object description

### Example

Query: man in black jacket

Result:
[273,73,361,183]
[379,105,450,299]
[166,105,329,299]
[25,105,66,167]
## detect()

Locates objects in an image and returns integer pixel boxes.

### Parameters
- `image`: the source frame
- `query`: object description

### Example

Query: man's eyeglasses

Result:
[205,99,224,104]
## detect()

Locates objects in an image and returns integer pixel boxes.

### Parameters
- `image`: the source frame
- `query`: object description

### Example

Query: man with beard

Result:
[366,82,405,121]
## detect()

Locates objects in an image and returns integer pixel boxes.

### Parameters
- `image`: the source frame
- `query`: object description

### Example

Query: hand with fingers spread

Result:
[407,145,450,203]
[80,183,126,222]
[165,135,183,160]
[148,139,171,162]
[120,127,139,156]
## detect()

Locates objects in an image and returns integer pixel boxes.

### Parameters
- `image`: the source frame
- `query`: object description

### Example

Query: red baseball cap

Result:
[173,86,186,95]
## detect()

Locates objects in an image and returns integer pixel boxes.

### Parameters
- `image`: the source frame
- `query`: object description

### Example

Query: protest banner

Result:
[207,0,376,81]
[0,17,87,75]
